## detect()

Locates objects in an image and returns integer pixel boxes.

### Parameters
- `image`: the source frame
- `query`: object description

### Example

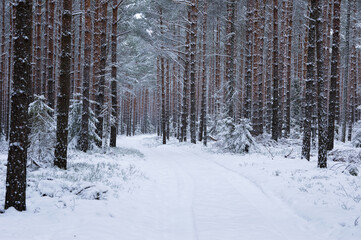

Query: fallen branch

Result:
[207,135,218,142]
[75,185,96,196]
[284,148,294,158]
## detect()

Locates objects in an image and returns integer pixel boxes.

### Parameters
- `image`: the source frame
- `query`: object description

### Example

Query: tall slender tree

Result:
[315,0,327,168]
[224,0,236,120]
[95,1,108,148]
[5,0,33,211]
[54,0,72,169]
[110,0,119,148]
[327,0,341,150]
[302,0,316,161]
[189,0,198,144]
[199,0,208,145]
[79,0,92,152]
[341,0,351,143]
[271,0,279,141]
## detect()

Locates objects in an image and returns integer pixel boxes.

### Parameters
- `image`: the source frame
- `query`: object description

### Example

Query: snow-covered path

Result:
[116,135,323,240]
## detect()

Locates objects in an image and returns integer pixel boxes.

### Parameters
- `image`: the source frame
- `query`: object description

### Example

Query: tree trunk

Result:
[244,0,253,119]
[327,0,341,150]
[301,0,316,161]
[47,0,55,109]
[180,9,191,142]
[341,0,351,143]
[110,0,119,147]
[199,0,208,145]
[54,0,72,169]
[95,1,108,148]
[271,0,279,141]
[5,0,33,211]
[225,0,236,120]
[315,0,327,168]
[189,0,198,144]
[79,0,92,152]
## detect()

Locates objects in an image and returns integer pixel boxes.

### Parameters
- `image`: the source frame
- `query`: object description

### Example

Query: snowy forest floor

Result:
[0,135,361,240]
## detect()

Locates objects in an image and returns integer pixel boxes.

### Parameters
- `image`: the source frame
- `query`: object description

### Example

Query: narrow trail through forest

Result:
[117,135,324,240]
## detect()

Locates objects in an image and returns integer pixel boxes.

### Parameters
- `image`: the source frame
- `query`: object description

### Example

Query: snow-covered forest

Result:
[1,0,361,239]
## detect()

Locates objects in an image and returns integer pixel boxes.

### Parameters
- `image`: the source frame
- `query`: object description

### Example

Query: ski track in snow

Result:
[118,135,325,240]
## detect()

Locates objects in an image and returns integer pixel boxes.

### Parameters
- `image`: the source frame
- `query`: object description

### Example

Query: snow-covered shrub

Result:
[135,124,142,135]
[351,121,361,147]
[329,149,361,176]
[28,95,56,168]
[215,117,256,153]
[68,99,101,150]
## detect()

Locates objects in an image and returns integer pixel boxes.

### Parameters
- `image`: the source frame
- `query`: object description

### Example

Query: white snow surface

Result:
[0,135,361,240]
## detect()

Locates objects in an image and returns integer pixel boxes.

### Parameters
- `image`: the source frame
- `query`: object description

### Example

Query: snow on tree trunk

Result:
[327,0,341,150]
[47,0,55,110]
[341,0,351,143]
[302,0,316,161]
[95,1,108,148]
[110,0,119,148]
[224,0,236,120]
[315,0,327,168]
[5,0,33,211]
[79,0,92,152]
[199,0,208,146]
[244,0,253,120]
[180,9,191,143]
[189,0,198,144]
[54,0,72,169]
[271,0,279,141]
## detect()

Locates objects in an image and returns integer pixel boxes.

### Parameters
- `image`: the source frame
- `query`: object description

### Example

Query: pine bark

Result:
[79,0,92,152]
[180,9,191,142]
[302,0,316,161]
[284,0,293,137]
[327,0,341,150]
[5,0,33,211]
[315,0,327,168]
[110,0,119,147]
[224,0,236,120]
[271,0,279,141]
[199,0,208,145]
[54,0,72,169]
[341,0,351,143]
[47,0,55,109]
[244,0,253,119]
[95,1,108,148]
[189,0,198,144]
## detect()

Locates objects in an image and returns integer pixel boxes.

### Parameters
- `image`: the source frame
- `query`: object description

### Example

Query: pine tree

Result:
[180,9,191,142]
[189,0,198,144]
[244,0,253,120]
[198,0,208,145]
[110,0,119,148]
[327,0,341,150]
[224,0,236,120]
[54,0,72,169]
[302,0,316,161]
[315,0,327,168]
[47,0,55,109]
[28,95,55,168]
[79,0,92,152]
[271,0,279,141]
[95,1,108,148]
[5,0,33,211]
[341,0,351,143]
